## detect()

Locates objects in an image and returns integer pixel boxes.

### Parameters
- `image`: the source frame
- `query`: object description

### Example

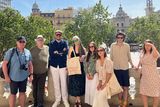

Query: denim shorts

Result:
[114,69,130,87]
[10,78,27,95]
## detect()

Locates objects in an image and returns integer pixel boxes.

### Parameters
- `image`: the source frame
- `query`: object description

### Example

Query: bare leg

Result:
[18,92,26,107]
[141,95,148,107]
[153,97,159,107]
[9,94,16,107]
[118,89,123,106]
[123,87,129,107]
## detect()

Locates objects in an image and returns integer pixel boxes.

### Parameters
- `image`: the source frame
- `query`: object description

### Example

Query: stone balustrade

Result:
[0,68,160,106]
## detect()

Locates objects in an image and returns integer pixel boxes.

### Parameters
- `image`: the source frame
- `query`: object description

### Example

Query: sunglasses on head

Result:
[19,41,26,43]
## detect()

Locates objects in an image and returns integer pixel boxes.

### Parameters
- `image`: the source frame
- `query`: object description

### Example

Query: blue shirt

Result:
[49,39,68,68]
[4,48,32,81]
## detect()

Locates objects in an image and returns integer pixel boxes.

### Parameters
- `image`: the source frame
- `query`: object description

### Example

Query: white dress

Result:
[92,57,113,107]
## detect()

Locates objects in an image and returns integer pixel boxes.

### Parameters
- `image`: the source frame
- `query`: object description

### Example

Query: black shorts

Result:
[114,69,130,87]
[10,79,27,95]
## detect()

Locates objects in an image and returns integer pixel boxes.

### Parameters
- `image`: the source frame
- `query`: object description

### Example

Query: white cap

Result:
[35,35,46,41]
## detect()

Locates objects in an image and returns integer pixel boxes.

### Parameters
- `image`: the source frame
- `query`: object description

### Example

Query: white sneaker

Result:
[52,101,60,107]
[63,100,70,107]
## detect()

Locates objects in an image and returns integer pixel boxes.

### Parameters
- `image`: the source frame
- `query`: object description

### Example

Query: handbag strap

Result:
[71,46,77,57]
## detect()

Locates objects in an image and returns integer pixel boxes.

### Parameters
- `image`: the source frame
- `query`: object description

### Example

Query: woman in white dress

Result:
[84,42,98,106]
[93,43,113,107]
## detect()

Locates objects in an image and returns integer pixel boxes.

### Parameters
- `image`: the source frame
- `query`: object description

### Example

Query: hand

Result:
[5,76,11,83]
[54,51,59,54]
[135,66,139,71]
[28,75,33,83]
[63,48,67,51]
[87,74,93,80]
[97,82,102,91]
[100,84,106,90]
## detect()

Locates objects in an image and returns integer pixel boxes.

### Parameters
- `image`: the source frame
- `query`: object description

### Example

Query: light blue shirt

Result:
[4,48,32,81]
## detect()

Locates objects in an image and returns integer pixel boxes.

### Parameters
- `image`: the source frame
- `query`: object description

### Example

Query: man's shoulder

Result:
[123,43,130,47]
[111,42,117,47]
[24,48,31,54]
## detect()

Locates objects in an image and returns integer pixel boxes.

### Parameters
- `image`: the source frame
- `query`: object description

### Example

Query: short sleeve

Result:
[3,48,13,61]
[105,58,113,73]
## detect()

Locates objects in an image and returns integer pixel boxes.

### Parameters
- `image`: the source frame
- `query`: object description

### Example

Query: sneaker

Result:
[63,100,70,107]
[52,101,60,107]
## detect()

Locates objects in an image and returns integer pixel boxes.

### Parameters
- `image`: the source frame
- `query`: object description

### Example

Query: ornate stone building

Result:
[145,0,160,15]
[0,0,11,11]
[31,2,74,29]
[111,4,133,33]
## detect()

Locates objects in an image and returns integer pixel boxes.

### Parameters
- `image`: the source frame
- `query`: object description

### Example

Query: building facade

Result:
[0,0,11,11]
[31,2,74,29]
[111,4,133,33]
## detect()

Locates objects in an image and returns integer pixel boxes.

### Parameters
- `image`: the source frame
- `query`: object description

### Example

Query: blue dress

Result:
[68,48,85,96]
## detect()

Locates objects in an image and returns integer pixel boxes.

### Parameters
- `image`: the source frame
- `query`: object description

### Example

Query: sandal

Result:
[118,100,123,107]
[122,101,128,107]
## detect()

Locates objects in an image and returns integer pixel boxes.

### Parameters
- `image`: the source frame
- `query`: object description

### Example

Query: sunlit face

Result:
[116,34,124,43]
[36,38,44,46]
[16,40,26,49]
[144,42,152,52]
[73,39,80,46]
[89,43,95,52]
[97,47,105,57]
[55,33,62,40]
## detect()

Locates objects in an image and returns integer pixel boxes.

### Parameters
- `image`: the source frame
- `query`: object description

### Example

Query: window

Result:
[121,23,124,27]
[117,23,119,27]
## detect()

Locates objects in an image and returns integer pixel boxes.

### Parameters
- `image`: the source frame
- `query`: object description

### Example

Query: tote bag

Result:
[67,47,81,75]
[106,72,123,99]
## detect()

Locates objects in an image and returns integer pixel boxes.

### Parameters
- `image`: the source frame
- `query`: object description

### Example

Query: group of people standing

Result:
[2,30,160,107]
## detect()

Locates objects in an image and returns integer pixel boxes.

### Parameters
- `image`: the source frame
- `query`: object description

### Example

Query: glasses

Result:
[73,39,79,42]
[97,49,104,52]
[89,46,94,48]
[117,37,124,39]
[37,39,44,41]
[19,41,26,43]
[56,34,62,37]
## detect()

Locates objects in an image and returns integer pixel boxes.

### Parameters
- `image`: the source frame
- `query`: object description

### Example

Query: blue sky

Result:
[12,0,160,18]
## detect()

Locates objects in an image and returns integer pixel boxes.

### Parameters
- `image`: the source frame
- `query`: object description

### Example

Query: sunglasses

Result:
[73,39,79,42]
[97,49,104,52]
[89,46,94,48]
[19,41,26,43]
[56,34,62,37]
[117,37,124,39]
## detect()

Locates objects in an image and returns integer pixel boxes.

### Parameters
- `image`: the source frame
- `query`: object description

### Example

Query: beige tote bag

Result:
[67,47,81,75]
[106,73,123,99]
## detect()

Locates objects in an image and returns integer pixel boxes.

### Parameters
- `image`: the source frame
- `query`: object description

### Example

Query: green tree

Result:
[0,8,25,60]
[64,0,115,47]
[23,16,54,48]
[127,13,160,51]
[0,8,54,60]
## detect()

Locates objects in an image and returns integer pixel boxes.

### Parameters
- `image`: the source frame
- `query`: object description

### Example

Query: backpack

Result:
[0,48,15,79]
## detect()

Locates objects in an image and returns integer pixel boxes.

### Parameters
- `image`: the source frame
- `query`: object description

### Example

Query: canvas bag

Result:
[67,47,81,75]
[106,72,123,99]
